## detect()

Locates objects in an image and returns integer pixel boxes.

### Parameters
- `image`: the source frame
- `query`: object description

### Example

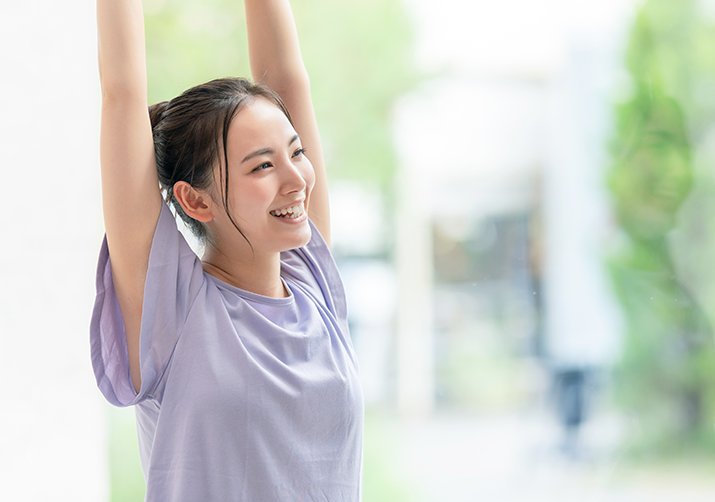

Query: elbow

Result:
[98,68,147,104]
[100,85,148,108]
[255,65,310,94]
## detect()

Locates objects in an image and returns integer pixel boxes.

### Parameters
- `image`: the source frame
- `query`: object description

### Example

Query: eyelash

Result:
[252,162,272,172]
[251,148,306,172]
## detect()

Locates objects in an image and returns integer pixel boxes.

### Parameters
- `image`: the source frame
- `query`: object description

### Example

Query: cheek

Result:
[226,182,263,219]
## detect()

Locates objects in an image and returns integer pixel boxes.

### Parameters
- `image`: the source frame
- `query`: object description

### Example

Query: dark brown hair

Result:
[149,77,293,241]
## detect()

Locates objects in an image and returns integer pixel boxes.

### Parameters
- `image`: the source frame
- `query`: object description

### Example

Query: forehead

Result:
[225,98,296,155]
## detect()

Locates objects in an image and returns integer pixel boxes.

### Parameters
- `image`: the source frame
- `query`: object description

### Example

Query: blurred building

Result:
[387,0,634,421]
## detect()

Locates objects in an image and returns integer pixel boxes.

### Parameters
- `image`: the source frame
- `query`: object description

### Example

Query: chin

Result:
[293,223,313,248]
[276,221,312,252]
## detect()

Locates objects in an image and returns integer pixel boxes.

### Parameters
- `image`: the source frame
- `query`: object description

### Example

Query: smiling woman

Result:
[90,0,363,500]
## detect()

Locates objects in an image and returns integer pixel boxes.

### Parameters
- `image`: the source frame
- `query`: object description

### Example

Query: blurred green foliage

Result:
[607,0,715,451]
[109,407,145,502]
[362,413,421,501]
[143,0,415,187]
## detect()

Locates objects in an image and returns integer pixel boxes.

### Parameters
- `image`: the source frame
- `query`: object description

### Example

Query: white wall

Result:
[0,1,107,500]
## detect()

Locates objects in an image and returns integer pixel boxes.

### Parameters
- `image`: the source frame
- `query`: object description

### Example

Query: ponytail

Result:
[149,101,169,129]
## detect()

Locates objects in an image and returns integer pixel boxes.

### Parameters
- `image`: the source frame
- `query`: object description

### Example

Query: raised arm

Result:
[97,0,161,392]
[245,0,330,245]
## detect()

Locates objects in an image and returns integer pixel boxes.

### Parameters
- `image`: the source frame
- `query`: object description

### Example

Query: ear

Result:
[173,181,215,222]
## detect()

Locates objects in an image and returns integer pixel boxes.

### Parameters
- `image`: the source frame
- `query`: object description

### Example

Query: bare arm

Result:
[245,0,330,245]
[98,0,161,392]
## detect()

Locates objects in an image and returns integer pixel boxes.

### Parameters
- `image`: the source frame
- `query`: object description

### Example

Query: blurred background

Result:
[4,0,715,500]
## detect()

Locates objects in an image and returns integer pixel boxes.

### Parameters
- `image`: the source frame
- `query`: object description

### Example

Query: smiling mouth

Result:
[269,202,305,219]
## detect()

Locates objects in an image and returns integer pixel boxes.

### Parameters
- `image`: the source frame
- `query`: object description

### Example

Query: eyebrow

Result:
[241,134,301,164]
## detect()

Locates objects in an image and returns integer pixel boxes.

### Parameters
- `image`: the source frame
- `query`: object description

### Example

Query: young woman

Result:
[90,0,364,499]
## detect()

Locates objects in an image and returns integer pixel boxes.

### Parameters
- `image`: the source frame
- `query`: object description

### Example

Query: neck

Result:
[201,245,286,298]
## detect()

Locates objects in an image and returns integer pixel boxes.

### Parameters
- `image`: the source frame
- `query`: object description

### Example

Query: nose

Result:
[280,160,307,195]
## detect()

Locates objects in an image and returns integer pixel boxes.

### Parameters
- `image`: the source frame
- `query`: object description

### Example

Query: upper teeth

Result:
[270,203,304,219]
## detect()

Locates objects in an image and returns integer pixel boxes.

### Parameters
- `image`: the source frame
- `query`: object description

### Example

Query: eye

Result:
[292,147,307,158]
[252,162,272,173]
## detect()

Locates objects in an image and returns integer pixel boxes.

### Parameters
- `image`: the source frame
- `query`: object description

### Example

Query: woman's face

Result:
[210,97,315,254]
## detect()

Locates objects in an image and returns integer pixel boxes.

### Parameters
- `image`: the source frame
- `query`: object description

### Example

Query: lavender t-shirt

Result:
[90,203,364,501]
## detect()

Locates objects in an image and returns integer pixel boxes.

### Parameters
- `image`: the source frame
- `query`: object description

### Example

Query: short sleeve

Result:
[90,203,205,406]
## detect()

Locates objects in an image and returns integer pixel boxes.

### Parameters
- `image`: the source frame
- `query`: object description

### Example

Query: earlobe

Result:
[173,181,215,222]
